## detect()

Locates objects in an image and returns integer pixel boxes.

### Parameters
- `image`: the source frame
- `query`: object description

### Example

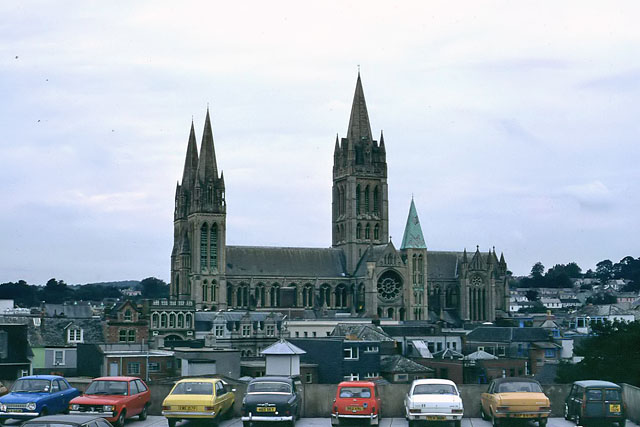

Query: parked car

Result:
[21,414,113,427]
[480,377,551,427]
[241,376,301,427]
[404,379,463,427]
[0,375,80,423]
[331,381,382,426]
[162,378,235,427]
[68,376,150,427]
[564,380,626,427]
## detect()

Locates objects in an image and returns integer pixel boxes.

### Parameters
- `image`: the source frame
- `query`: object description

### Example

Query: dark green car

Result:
[564,380,625,426]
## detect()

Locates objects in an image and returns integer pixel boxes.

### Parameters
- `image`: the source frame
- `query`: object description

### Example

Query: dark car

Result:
[241,376,301,427]
[564,380,626,427]
[0,375,80,422]
[20,414,113,427]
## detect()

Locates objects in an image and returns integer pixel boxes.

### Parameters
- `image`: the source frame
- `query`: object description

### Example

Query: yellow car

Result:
[162,378,235,427]
[480,378,551,427]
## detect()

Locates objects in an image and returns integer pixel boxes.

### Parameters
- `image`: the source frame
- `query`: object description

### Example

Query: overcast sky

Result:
[2,1,639,285]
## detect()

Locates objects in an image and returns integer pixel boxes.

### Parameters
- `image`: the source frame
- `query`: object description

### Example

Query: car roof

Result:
[18,375,62,381]
[411,379,457,386]
[574,380,620,388]
[175,378,222,384]
[23,414,109,424]
[492,377,541,385]
[93,377,139,382]
[338,381,376,387]
[250,376,293,384]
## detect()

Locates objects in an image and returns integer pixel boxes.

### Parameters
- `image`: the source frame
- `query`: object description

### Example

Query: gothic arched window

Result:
[210,223,218,270]
[270,284,281,307]
[212,281,218,302]
[200,223,208,272]
[227,284,233,307]
[152,313,159,328]
[335,284,347,308]
[320,284,331,307]
[160,313,167,328]
[255,284,265,307]
[364,186,370,212]
[356,185,361,214]
[356,223,362,239]
[374,223,380,240]
[186,313,193,328]
[373,186,379,214]
[365,224,371,239]
[203,283,208,302]
[177,313,184,328]
[357,283,365,312]
[175,275,180,296]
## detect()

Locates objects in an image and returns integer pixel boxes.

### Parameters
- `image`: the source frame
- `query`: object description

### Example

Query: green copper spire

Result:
[400,198,426,249]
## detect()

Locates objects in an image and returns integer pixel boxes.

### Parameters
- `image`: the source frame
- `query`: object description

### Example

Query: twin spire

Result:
[179,108,222,190]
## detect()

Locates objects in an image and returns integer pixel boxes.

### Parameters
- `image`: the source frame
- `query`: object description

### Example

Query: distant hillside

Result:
[73,280,140,289]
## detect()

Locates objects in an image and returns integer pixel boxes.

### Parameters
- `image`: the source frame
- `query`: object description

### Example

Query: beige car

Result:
[480,378,551,427]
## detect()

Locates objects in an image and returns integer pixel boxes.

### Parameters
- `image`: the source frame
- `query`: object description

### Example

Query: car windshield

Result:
[413,384,457,395]
[247,381,291,394]
[11,379,51,393]
[85,380,128,396]
[22,424,78,427]
[171,382,213,395]
[339,387,371,398]
[497,382,542,393]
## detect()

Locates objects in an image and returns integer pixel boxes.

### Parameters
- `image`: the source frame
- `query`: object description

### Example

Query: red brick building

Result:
[105,301,149,344]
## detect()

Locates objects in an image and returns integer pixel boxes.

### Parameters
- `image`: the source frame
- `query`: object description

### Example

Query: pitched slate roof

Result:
[29,317,104,347]
[43,303,93,318]
[225,246,347,277]
[466,327,550,343]
[331,323,395,342]
[426,251,495,280]
[380,355,434,373]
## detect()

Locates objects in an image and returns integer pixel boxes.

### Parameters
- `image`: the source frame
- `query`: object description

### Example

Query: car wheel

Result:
[139,404,148,421]
[168,419,177,427]
[539,418,547,427]
[115,409,126,427]
[481,405,489,421]
[40,408,48,417]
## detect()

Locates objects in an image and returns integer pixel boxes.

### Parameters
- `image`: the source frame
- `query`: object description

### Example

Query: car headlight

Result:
[26,403,37,411]
[103,405,114,412]
[0,404,6,412]
[70,404,80,411]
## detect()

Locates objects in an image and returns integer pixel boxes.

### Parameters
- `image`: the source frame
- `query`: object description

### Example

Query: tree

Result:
[564,262,583,278]
[556,320,640,386]
[140,277,169,298]
[596,260,614,283]
[40,278,72,303]
[74,284,121,301]
[531,262,545,277]
[0,280,39,307]
[525,289,539,301]
[586,293,617,305]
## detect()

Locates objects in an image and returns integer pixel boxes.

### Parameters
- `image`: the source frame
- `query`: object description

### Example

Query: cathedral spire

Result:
[379,130,385,151]
[196,108,219,182]
[346,73,373,144]
[181,120,199,189]
[400,198,426,249]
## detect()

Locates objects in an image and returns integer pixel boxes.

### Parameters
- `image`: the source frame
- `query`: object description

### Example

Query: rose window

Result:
[377,271,402,301]
[471,276,483,286]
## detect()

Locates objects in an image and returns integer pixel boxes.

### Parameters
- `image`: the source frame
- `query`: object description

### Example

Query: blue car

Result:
[0,375,80,422]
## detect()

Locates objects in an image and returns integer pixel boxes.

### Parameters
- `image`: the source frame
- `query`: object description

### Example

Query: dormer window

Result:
[124,309,132,321]
[67,328,83,343]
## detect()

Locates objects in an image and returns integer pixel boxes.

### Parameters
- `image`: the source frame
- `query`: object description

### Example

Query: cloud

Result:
[558,181,614,210]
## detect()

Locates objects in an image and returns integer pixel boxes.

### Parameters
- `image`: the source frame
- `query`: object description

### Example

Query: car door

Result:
[135,380,150,409]
[57,379,73,409]
[129,380,142,415]
[49,379,63,413]
[481,381,495,415]
[567,385,578,418]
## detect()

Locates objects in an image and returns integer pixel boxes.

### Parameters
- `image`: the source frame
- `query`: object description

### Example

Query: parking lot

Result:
[3,418,637,427]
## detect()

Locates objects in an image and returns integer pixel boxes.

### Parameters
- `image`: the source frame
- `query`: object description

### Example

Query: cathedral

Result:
[170,74,510,324]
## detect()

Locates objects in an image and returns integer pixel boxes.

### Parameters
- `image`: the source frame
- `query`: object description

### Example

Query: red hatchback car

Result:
[69,377,151,427]
[331,381,382,426]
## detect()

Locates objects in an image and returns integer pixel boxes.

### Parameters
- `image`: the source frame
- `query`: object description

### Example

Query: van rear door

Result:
[585,388,605,418]
[604,388,623,418]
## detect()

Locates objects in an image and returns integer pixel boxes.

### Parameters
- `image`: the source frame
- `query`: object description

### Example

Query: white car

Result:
[404,379,464,427]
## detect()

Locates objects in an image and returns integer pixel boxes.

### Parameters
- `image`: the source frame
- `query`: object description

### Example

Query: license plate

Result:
[513,414,535,418]
[257,407,276,412]
[426,416,445,420]
[180,406,196,411]
[7,409,22,413]
[346,406,363,411]
[610,404,621,412]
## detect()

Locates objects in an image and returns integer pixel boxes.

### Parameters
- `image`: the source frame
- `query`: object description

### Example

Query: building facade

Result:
[170,74,510,323]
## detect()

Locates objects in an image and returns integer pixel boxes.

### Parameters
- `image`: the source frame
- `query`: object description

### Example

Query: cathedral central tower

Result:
[332,74,389,273]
